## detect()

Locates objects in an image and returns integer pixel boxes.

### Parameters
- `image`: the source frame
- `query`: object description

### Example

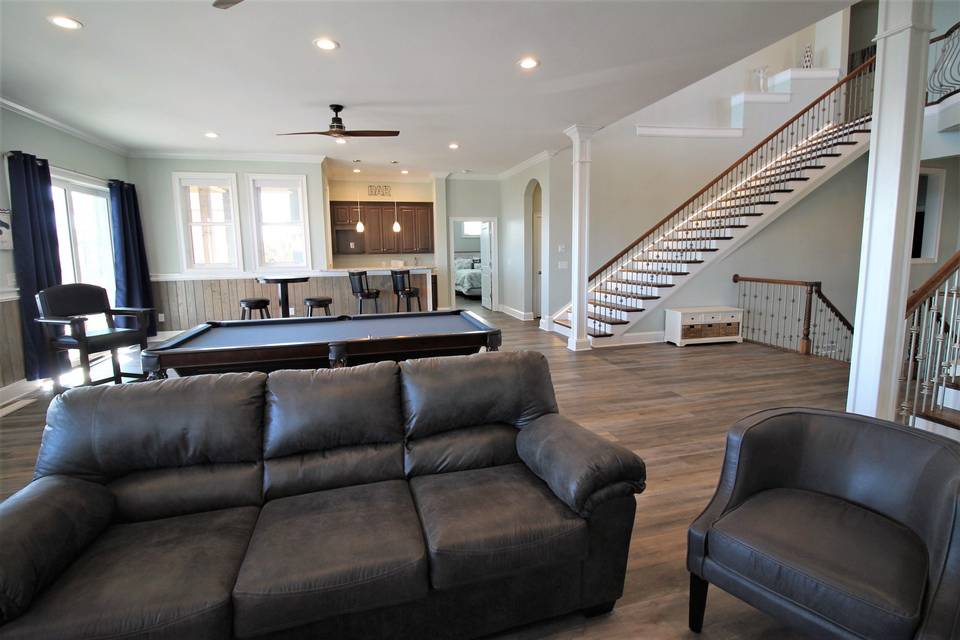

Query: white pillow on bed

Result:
[454,258,474,270]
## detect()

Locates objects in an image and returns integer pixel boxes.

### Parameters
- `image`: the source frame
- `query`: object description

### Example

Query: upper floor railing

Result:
[927,20,960,105]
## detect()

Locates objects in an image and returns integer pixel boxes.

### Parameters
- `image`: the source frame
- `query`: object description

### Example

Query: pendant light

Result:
[392,199,401,233]
[355,186,364,233]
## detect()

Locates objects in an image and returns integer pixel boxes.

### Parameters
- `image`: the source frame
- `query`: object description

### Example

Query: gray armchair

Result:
[688,407,960,640]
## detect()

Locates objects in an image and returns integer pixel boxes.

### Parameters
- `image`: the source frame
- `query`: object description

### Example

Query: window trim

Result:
[50,174,115,300]
[247,173,312,272]
[171,172,243,274]
[461,220,483,238]
[911,167,947,265]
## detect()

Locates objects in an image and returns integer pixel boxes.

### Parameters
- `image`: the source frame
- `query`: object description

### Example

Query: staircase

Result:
[553,57,877,344]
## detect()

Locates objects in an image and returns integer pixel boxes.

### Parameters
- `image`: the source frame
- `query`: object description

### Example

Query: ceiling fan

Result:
[278,105,400,139]
[212,0,244,8]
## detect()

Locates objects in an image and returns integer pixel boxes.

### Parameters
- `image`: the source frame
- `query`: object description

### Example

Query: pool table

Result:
[141,309,501,377]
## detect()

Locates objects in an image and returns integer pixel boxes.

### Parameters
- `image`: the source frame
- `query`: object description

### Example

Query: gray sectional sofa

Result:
[0,351,646,639]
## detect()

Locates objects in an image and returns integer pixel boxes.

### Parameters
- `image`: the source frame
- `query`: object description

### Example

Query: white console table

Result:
[665,306,743,347]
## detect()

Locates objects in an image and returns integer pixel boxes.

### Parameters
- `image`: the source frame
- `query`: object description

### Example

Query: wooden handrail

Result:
[929,20,959,45]
[813,286,854,332]
[732,274,820,287]
[905,249,960,317]
[588,56,878,281]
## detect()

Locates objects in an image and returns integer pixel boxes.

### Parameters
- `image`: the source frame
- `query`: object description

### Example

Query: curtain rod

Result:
[2,151,113,185]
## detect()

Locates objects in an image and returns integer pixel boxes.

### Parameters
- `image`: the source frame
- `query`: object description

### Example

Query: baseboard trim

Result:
[497,305,535,321]
[591,331,665,347]
[0,378,45,406]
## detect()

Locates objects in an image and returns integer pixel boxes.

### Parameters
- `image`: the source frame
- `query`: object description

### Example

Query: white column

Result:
[564,125,601,352]
[847,0,933,419]
[431,172,451,310]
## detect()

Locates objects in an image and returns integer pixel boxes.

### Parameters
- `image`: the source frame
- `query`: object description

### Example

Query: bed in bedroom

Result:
[454,256,482,298]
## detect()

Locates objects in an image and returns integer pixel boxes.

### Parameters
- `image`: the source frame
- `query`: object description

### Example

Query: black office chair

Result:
[348,271,380,314]
[35,283,152,391]
[390,270,421,312]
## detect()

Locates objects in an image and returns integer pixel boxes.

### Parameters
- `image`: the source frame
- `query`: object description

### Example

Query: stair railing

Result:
[733,274,853,362]
[586,57,877,310]
[899,250,960,425]
[927,21,960,106]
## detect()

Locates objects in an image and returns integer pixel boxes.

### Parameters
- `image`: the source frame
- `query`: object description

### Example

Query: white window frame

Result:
[247,173,311,272]
[911,167,947,265]
[50,170,113,286]
[172,172,243,274]
[461,220,483,237]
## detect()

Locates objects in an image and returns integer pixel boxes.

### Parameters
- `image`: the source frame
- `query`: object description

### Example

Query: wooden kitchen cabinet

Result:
[331,201,433,254]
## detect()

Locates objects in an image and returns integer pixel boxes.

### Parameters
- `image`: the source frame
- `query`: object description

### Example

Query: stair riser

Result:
[601,281,670,295]
[658,240,720,250]
[640,253,708,262]
[591,292,648,307]
[586,303,638,319]
[609,274,680,286]
[566,312,617,334]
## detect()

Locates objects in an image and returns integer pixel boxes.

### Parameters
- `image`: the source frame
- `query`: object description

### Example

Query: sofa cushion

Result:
[232,480,428,638]
[263,364,404,499]
[404,423,520,477]
[400,351,558,440]
[410,463,588,590]
[708,488,928,640]
[35,373,266,521]
[0,506,258,640]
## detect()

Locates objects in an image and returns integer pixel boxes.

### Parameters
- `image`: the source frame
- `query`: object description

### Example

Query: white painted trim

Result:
[769,68,841,85]
[497,151,552,180]
[130,150,328,163]
[635,126,744,138]
[0,98,128,155]
[246,173,312,272]
[539,317,553,332]
[0,378,44,406]
[447,173,500,181]
[326,174,433,184]
[0,292,19,302]
[49,166,110,190]
[171,172,244,274]
[590,331,665,347]
[729,92,791,107]
[496,304,534,321]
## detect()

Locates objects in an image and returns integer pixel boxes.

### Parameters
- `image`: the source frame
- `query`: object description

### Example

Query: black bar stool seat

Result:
[348,271,380,314]
[304,296,333,317]
[240,297,271,320]
[390,269,422,312]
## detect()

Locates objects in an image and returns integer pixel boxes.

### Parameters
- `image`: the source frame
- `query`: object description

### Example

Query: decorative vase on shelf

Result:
[752,65,769,92]
[801,44,814,69]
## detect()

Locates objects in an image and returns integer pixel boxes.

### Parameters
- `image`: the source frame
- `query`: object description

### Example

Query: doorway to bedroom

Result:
[449,217,498,312]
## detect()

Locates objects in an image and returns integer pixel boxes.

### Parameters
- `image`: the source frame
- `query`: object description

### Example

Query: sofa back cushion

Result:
[263,362,404,500]
[400,351,558,476]
[36,373,266,521]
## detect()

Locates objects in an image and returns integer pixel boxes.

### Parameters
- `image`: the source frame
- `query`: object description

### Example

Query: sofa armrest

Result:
[516,414,645,518]
[0,476,114,624]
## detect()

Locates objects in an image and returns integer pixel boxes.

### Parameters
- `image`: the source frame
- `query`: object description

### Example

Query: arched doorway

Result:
[523,179,544,320]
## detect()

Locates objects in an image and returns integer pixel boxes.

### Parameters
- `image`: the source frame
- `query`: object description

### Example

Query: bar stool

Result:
[304,296,333,317]
[348,271,380,315]
[390,270,422,312]
[240,297,271,320]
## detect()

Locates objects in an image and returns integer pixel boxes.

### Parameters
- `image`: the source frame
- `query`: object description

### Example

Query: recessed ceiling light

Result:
[204,131,219,139]
[335,138,347,145]
[48,15,83,30]
[448,142,460,150]
[401,170,409,175]
[313,37,340,51]
[518,56,539,70]
[352,168,361,173]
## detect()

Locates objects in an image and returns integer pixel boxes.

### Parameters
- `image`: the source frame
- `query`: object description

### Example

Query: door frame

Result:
[448,216,499,311]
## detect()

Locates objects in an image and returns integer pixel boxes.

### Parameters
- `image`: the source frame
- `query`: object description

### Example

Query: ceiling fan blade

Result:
[213,0,244,9]
[276,130,337,136]
[341,130,401,137]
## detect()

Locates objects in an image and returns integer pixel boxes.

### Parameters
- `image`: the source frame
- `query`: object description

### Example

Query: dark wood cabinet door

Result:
[379,207,398,253]
[399,207,417,252]
[333,203,352,225]
[364,206,384,254]
[414,207,433,252]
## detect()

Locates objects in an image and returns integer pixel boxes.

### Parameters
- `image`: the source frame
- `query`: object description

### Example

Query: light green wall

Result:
[126,156,326,274]
[0,107,128,298]
[452,222,480,253]
[447,178,500,256]
[499,161,550,316]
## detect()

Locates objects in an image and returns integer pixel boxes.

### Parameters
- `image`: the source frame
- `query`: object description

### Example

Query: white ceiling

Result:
[0,1,851,176]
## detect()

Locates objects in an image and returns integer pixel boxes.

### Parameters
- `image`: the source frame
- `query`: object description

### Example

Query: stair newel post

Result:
[800,283,815,355]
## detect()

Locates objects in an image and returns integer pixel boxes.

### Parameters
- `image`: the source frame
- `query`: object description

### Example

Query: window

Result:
[249,174,310,269]
[173,173,241,272]
[461,220,483,237]
[51,175,115,330]
[911,169,946,263]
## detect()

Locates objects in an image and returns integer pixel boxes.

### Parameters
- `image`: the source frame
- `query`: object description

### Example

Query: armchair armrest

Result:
[108,307,153,316]
[35,315,87,326]
[516,413,645,518]
[0,475,114,623]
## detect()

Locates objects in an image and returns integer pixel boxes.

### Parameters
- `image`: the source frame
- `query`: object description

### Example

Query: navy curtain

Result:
[109,180,156,335]
[7,151,66,380]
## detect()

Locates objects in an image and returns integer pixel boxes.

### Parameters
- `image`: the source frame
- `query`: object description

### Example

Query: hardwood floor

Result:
[0,306,849,640]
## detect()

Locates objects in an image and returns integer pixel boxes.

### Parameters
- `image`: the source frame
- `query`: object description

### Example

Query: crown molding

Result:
[447,172,499,181]
[0,98,128,155]
[497,150,553,180]
[129,150,329,163]
[327,174,432,184]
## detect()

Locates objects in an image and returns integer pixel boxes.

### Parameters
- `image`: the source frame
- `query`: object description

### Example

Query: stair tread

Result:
[552,317,613,337]
[707,201,778,211]
[618,269,690,275]
[608,279,676,288]
[594,288,661,300]
[588,312,629,325]
[589,300,645,313]
[629,259,704,265]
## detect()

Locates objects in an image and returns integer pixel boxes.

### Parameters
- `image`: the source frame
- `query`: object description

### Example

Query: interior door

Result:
[480,221,493,310]
[532,212,542,319]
